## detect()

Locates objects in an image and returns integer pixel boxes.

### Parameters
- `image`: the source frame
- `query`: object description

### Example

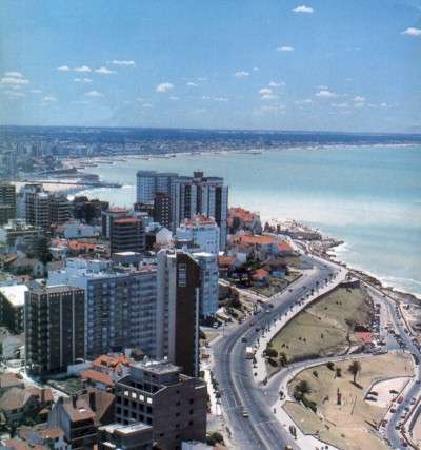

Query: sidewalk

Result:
[253,265,347,384]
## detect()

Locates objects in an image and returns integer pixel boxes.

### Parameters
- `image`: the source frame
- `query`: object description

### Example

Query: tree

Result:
[348,360,361,384]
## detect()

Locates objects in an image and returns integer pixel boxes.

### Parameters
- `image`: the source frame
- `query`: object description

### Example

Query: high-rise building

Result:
[49,194,72,226]
[136,171,228,249]
[175,215,220,255]
[193,252,219,318]
[115,359,207,450]
[48,259,158,360]
[136,171,178,204]
[0,182,16,225]
[153,192,171,229]
[157,250,200,377]
[101,208,129,238]
[24,285,85,374]
[173,172,228,250]
[73,196,109,224]
[110,217,145,254]
[19,184,71,229]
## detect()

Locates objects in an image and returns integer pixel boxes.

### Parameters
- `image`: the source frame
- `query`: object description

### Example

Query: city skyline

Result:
[1,0,420,132]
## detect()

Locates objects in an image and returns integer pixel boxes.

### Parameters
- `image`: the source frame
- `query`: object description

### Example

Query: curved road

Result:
[213,256,338,449]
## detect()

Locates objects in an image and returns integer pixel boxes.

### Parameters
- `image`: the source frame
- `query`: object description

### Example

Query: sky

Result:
[0,0,420,132]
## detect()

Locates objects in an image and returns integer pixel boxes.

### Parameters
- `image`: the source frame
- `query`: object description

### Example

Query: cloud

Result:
[74,65,92,73]
[4,72,23,78]
[315,89,337,98]
[277,45,295,52]
[30,89,42,94]
[4,90,25,98]
[259,88,278,100]
[186,81,198,86]
[57,65,71,72]
[295,98,313,105]
[169,96,180,101]
[259,88,273,96]
[95,66,115,75]
[332,102,349,108]
[43,95,57,102]
[268,80,284,87]
[1,75,29,85]
[234,71,249,78]
[110,60,136,66]
[317,84,329,90]
[213,96,228,102]
[260,104,285,113]
[156,82,174,93]
[141,102,153,108]
[253,66,259,72]
[292,5,314,13]
[84,90,104,97]
[401,27,421,37]
[74,78,93,83]
[353,95,365,102]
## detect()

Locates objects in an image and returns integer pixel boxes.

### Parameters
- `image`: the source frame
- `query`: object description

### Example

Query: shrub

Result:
[313,370,318,378]
[265,348,278,358]
[326,361,335,371]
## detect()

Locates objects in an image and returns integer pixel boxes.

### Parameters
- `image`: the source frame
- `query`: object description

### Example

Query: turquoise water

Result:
[78,145,421,297]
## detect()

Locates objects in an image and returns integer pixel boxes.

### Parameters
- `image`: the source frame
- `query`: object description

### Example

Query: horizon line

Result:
[1,123,421,137]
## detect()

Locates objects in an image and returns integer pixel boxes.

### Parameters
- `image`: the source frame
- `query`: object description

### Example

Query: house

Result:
[48,397,97,450]
[18,425,71,450]
[0,372,24,394]
[80,370,114,391]
[47,389,115,449]
[228,207,262,234]
[251,269,269,287]
[0,386,54,427]
[231,234,278,259]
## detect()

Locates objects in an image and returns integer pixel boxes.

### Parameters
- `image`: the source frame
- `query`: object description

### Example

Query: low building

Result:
[0,386,54,427]
[115,359,207,450]
[47,396,97,449]
[98,423,154,450]
[228,207,262,234]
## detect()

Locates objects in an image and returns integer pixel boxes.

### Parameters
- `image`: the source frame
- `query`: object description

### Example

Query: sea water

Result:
[78,144,421,297]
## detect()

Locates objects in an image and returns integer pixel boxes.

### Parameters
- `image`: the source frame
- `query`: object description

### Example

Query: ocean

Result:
[77,144,421,297]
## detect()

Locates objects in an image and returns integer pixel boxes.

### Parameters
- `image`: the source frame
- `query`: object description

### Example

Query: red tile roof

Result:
[236,235,276,245]
[81,369,114,387]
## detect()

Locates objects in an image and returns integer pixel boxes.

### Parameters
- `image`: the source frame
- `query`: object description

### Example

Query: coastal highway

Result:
[370,286,421,449]
[212,255,338,449]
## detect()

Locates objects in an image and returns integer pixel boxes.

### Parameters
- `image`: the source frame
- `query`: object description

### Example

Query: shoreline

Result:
[310,228,421,304]
[42,148,421,303]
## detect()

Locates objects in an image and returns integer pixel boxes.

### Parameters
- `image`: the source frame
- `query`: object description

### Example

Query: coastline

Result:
[56,147,421,303]
[311,228,421,304]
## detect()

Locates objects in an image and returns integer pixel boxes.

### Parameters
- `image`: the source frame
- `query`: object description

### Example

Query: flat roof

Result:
[0,285,28,307]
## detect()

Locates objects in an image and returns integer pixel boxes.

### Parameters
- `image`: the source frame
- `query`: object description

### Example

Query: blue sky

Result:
[0,0,420,132]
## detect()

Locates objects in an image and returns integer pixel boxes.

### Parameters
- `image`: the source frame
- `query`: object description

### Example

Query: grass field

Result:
[285,353,414,450]
[269,287,372,366]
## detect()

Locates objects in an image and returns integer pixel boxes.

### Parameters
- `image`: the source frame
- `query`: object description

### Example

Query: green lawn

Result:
[269,287,372,365]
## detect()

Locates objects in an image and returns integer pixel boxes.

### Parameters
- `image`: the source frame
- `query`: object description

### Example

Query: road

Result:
[212,255,339,449]
[366,285,421,449]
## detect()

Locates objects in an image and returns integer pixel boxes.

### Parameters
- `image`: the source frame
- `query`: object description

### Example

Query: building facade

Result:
[48,258,159,360]
[110,217,145,255]
[24,285,85,374]
[115,360,207,450]
[193,252,219,318]
[157,250,200,377]
[0,182,16,225]
[175,215,220,255]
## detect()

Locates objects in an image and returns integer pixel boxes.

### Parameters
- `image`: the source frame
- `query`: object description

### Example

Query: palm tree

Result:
[347,360,361,384]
